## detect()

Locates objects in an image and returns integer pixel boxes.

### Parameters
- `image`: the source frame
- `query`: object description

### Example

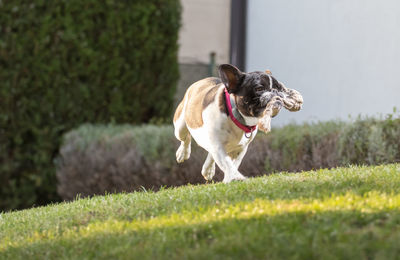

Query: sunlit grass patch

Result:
[1,164,400,259]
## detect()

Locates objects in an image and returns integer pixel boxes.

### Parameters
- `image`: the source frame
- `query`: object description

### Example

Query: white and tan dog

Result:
[173,64,303,183]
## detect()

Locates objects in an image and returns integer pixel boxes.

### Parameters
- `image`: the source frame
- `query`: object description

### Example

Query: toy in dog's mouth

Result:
[258,85,303,132]
[280,87,303,112]
[260,86,303,114]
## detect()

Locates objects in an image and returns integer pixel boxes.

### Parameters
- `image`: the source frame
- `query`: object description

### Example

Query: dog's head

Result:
[218,64,303,132]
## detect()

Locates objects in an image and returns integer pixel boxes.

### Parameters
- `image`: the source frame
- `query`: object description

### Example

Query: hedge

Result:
[56,114,400,200]
[0,0,181,211]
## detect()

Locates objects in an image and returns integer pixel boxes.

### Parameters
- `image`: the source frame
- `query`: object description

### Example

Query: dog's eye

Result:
[254,86,266,92]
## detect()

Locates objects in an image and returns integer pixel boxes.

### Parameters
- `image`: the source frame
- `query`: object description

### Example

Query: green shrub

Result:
[263,114,400,173]
[338,115,400,165]
[56,114,400,201]
[0,0,181,211]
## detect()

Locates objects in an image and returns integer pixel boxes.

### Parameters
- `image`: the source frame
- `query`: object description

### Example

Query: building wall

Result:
[178,0,231,64]
[246,0,400,125]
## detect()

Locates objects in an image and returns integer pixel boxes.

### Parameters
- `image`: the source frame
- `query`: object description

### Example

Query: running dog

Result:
[173,64,303,183]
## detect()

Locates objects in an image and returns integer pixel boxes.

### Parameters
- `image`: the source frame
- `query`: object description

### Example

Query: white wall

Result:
[179,0,231,64]
[246,0,400,125]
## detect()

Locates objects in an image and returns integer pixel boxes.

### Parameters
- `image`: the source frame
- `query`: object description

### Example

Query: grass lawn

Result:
[1,164,400,259]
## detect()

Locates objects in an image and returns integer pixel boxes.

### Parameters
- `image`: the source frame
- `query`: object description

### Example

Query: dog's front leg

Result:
[209,147,246,183]
[201,153,215,181]
[233,146,248,169]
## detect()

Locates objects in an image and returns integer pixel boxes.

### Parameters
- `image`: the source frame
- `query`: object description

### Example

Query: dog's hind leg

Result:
[175,137,191,163]
[201,153,215,181]
[173,98,191,163]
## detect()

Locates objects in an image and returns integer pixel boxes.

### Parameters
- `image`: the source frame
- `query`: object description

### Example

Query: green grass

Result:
[1,164,400,259]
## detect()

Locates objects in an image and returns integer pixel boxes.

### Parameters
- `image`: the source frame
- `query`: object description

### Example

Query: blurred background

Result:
[178,0,400,125]
[1,0,399,212]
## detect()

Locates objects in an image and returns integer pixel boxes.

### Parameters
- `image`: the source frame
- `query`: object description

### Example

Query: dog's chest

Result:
[219,126,256,158]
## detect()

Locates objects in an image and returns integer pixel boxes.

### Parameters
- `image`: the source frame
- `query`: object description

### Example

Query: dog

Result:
[173,64,303,183]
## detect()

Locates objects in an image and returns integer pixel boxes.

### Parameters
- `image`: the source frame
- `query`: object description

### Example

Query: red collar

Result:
[224,88,257,134]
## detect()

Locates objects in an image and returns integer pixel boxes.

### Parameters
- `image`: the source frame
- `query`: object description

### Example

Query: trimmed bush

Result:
[56,124,210,200]
[254,121,345,173]
[56,114,400,200]
[0,0,181,211]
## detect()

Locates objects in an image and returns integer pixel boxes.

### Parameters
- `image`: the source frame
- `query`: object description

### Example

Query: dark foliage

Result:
[0,0,181,211]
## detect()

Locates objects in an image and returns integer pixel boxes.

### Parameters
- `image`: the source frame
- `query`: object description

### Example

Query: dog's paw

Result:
[201,163,215,181]
[223,174,247,183]
[176,144,191,163]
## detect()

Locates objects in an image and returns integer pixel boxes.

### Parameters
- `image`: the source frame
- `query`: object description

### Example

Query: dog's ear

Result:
[218,64,244,93]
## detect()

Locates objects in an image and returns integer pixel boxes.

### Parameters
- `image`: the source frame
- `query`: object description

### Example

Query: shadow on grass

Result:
[3,209,400,260]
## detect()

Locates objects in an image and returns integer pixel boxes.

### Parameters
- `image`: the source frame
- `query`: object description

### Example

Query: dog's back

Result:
[173,77,225,129]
